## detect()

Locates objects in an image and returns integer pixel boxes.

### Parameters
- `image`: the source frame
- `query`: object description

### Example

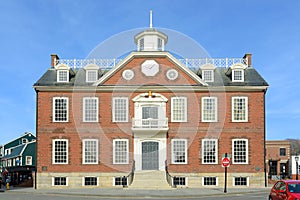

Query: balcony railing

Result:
[132,118,168,129]
[55,57,247,70]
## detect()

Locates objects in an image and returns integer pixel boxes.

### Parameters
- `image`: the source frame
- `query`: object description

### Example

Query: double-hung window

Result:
[232,97,248,122]
[202,97,218,122]
[202,139,218,164]
[171,97,187,122]
[112,97,128,122]
[83,97,98,122]
[113,139,129,164]
[232,139,248,164]
[82,139,98,164]
[53,97,69,122]
[171,139,187,164]
[52,139,68,164]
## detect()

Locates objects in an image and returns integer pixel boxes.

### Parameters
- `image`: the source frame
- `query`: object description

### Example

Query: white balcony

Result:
[132,118,169,135]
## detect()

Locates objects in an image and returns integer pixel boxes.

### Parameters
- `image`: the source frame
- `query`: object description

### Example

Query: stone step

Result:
[129,170,171,189]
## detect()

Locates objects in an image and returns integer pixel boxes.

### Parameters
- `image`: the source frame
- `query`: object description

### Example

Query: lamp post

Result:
[295,155,299,180]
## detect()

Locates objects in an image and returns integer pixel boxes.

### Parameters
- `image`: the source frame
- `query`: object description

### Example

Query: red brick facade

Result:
[34,29,268,188]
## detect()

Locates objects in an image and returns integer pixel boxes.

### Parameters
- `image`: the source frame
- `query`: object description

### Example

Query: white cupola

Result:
[134,10,168,51]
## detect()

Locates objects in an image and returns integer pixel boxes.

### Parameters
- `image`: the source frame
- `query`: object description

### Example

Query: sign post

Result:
[222,153,230,193]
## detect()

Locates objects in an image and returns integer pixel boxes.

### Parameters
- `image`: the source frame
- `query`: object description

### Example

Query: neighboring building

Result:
[1,132,36,186]
[266,140,291,179]
[34,27,268,189]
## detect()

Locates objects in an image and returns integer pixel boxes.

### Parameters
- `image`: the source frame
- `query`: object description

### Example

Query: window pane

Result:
[234,177,247,186]
[202,97,217,122]
[114,140,128,164]
[113,98,128,122]
[203,70,213,82]
[203,177,217,186]
[57,70,68,82]
[53,97,68,122]
[172,140,187,164]
[84,98,98,122]
[86,70,98,82]
[173,177,186,186]
[233,139,248,164]
[232,97,247,122]
[54,177,67,186]
[202,139,217,164]
[84,177,97,186]
[83,139,98,164]
[172,97,187,122]
[53,140,68,164]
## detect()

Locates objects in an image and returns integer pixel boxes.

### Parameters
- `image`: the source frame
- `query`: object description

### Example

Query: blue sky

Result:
[0,0,299,143]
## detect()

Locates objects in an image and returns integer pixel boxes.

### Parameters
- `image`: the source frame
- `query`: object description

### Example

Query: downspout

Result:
[34,90,38,190]
[264,89,267,187]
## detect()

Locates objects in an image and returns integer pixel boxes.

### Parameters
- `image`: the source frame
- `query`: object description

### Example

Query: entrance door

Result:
[142,142,159,170]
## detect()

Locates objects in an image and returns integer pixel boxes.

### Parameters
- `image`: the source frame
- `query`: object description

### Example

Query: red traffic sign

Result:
[222,157,230,167]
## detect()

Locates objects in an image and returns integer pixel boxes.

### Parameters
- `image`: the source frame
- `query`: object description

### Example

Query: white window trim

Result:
[112,97,129,122]
[113,177,128,186]
[82,139,99,164]
[52,177,68,186]
[232,139,249,164]
[202,176,218,186]
[171,97,187,122]
[171,139,188,164]
[83,97,99,122]
[113,139,129,164]
[52,97,69,122]
[201,97,218,122]
[231,96,248,122]
[25,156,32,165]
[52,139,69,164]
[57,70,69,83]
[202,139,218,164]
[232,69,244,82]
[82,176,99,186]
[86,70,98,83]
[202,70,214,82]
[232,177,249,187]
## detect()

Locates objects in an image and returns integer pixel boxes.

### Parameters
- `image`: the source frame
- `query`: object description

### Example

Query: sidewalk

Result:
[6,187,270,198]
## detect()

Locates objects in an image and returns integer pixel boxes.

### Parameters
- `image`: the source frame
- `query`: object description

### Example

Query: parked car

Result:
[269,180,300,200]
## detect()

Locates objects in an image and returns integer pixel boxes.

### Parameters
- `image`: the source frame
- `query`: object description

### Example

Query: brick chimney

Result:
[243,53,252,67]
[51,54,59,68]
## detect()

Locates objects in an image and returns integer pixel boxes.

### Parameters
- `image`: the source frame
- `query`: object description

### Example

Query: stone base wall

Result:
[36,172,265,189]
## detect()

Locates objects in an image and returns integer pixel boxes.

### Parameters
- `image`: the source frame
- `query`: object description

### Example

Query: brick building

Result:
[266,140,291,179]
[33,27,268,189]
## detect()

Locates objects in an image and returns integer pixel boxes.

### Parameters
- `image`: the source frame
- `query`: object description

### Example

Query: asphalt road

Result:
[0,191,269,200]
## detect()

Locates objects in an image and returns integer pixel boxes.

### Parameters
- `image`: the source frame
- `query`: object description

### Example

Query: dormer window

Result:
[202,70,214,82]
[84,64,100,83]
[232,69,244,82]
[86,70,98,83]
[57,70,69,82]
[22,138,28,144]
[200,64,216,83]
[229,63,247,82]
[56,64,70,83]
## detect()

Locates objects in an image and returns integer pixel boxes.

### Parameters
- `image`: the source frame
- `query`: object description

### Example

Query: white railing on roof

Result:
[56,58,122,70]
[55,58,247,70]
[178,58,248,70]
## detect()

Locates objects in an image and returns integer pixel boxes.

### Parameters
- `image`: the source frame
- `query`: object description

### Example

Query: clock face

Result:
[141,60,159,76]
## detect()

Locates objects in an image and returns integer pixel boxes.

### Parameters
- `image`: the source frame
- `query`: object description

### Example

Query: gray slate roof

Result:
[34,66,268,87]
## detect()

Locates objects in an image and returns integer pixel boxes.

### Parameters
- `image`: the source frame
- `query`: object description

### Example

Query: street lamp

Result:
[295,155,299,180]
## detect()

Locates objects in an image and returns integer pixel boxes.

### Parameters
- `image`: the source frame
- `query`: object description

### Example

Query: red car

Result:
[269,180,300,200]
